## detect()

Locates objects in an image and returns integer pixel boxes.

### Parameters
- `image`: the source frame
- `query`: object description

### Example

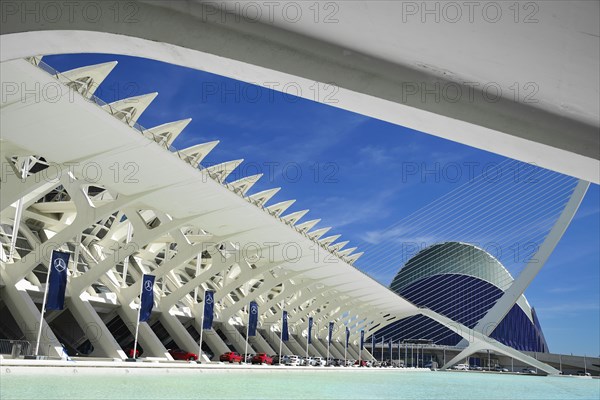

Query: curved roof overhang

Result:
[1,58,417,319]
[1,0,598,183]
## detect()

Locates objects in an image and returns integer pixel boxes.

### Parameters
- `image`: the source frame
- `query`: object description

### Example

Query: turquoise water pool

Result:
[1,369,598,400]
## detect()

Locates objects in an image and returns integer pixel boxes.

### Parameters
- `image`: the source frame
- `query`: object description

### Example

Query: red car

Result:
[354,360,368,367]
[220,351,243,363]
[126,348,140,358]
[168,348,197,361]
[252,353,273,365]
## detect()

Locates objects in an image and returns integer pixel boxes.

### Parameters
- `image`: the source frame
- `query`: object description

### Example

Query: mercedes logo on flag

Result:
[206,295,213,305]
[251,306,258,314]
[54,258,67,272]
[144,280,153,291]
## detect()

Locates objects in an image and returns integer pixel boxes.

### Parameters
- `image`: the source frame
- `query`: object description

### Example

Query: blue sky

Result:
[43,54,599,356]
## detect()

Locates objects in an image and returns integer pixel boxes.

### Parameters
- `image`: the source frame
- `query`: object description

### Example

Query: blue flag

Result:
[345,327,350,349]
[248,301,258,336]
[202,290,214,330]
[328,322,334,345]
[139,274,155,322]
[360,330,364,350]
[307,317,313,344]
[46,250,70,311]
[282,311,289,341]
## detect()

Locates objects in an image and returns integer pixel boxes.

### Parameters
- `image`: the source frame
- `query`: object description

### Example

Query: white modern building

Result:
[1,0,598,375]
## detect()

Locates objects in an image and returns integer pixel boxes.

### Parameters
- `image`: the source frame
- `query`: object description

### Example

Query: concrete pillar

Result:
[218,322,256,355]
[66,295,126,359]
[285,335,306,356]
[328,341,344,359]
[250,330,275,354]
[116,305,172,359]
[259,329,293,356]
[158,314,208,361]
[0,278,62,358]
[312,338,329,358]
[193,319,230,360]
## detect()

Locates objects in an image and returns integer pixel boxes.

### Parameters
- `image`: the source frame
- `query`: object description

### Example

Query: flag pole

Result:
[278,300,284,363]
[381,336,384,364]
[132,276,144,360]
[34,251,54,357]
[359,331,362,367]
[8,157,30,262]
[193,255,201,302]
[344,332,347,367]
[305,320,309,362]
[326,324,330,367]
[244,304,250,364]
[197,287,205,363]
[244,282,250,364]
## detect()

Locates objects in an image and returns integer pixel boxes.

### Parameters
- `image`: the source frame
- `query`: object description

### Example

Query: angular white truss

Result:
[0,57,576,374]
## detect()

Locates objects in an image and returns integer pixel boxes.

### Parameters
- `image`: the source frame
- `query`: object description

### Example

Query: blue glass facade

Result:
[375,243,549,353]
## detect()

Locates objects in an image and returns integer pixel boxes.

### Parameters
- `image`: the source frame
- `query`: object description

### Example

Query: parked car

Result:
[470,365,483,371]
[354,360,368,367]
[521,368,536,374]
[168,348,197,361]
[243,353,255,363]
[494,365,509,372]
[576,371,591,377]
[303,357,315,366]
[272,355,288,365]
[126,348,140,358]
[312,357,325,366]
[286,355,301,366]
[252,353,273,365]
[453,364,469,370]
[220,351,243,363]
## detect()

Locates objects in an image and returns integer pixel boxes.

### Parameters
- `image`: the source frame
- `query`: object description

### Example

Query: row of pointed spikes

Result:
[47,58,363,264]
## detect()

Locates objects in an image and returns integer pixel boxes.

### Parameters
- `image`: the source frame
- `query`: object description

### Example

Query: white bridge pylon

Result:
[439,180,589,374]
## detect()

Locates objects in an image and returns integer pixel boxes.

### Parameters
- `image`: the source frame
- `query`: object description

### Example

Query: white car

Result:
[300,357,311,366]
[286,355,301,366]
[312,357,325,366]
[453,364,469,370]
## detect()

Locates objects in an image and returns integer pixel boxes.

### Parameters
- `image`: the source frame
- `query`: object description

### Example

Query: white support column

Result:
[420,308,559,375]
[474,180,590,336]
[284,334,306,355]
[251,330,276,354]
[442,180,589,373]
[0,268,63,357]
[121,221,133,287]
[66,295,126,359]
[0,163,67,214]
[8,176,142,283]
[158,313,209,361]
[331,341,346,359]
[7,156,31,262]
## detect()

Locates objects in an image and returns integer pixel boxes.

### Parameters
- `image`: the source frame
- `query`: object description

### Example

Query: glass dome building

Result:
[376,242,549,352]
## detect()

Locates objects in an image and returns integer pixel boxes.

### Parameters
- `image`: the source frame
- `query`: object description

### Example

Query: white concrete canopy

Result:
[1,0,598,182]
